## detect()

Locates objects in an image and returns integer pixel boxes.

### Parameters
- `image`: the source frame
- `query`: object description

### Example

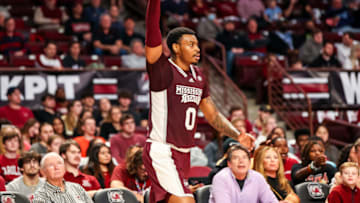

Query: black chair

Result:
[194,185,211,203]
[0,191,30,203]
[143,189,150,203]
[93,188,138,203]
[294,182,330,203]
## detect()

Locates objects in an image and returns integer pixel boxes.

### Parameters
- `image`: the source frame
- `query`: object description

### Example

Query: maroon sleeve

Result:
[145,0,162,47]
[146,54,173,91]
[110,136,122,164]
[110,165,124,182]
[89,175,101,190]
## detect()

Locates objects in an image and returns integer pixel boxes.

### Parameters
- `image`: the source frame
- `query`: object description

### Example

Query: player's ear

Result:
[172,43,180,55]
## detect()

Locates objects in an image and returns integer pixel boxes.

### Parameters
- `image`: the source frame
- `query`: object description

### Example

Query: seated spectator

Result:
[81,92,96,114]
[264,0,282,23]
[93,97,111,125]
[315,125,339,163]
[190,0,209,18]
[236,0,264,20]
[267,22,295,55]
[289,128,310,159]
[64,2,92,42]
[120,17,145,53]
[246,18,268,54]
[309,42,342,68]
[35,41,63,69]
[117,90,141,125]
[299,29,323,65]
[255,116,277,148]
[0,87,34,128]
[99,106,121,140]
[121,39,146,68]
[21,118,40,151]
[161,0,189,25]
[253,146,300,202]
[271,137,299,180]
[0,126,22,183]
[109,5,124,32]
[60,140,100,197]
[32,152,93,203]
[30,123,54,155]
[82,143,115,188]
[93,14,122,56]
[47,135,64,154]
[229,106,252,133]
[253,105,272,134]
[33,93,57,124]
[0,7,10,31]
[289,59,304,70]
[61,100,82,137]
[110,114,146,164]
[0,17,26,57]
[52,116,66,138]
[55,87,69,115]
[282,0,313,20]
[74,117,105,157]
[344,43,360,70]
[84,0,106,28]
[336,32,359,67]
[196,11,223,40]
[324,0,356,32]
[291,140,336,185]
[327,162,360,203]
[33,0,68,30]
[110,148,150,201]
[6,151,45,198]
[204,132,225,169]
[209,144,278,202]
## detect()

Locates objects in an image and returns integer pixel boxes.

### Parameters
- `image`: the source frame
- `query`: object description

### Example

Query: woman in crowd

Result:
[315,125,339,162]
[52,116,66,138]
[253,146,300,202]
[99,106,122,140]
[73,109,93,137]
[291,140,336,185]
[61,100,83,137]
[21,118,40,151]
[271,137,299,180]
[94,98,112,125]
[255,116,277,148]
[82,143,115,188]
[344,43,360,69]
[47,135,64,154]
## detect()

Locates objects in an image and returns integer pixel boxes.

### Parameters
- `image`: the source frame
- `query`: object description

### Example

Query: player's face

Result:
[177,34,200,64]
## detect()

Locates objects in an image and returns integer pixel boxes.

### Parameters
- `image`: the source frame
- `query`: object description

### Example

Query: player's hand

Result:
[237,133,255,151]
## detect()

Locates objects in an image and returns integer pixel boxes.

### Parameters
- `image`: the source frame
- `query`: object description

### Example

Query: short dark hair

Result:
[312,29,322,36]
[44,41,56,49]
[126,148,143,176]
[81,91,94,99]
[343,32,354,39]
[294,128,310,140]
[227,144,250,161]
[59,140,80,156]
[120,114,134,125]
[118,90,133,99]
[18,151,41,169]
[229,106,242,115]
[166,27,196,55]
[41,93,55,102]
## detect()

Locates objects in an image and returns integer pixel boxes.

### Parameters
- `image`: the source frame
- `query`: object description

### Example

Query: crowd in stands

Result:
[0,0,360,202]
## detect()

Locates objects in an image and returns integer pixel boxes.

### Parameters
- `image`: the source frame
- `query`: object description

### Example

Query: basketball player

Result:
[142,0,255,202]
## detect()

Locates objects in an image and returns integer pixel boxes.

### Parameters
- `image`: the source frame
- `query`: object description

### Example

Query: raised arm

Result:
[199,97,255,150]
[145,0,163,64]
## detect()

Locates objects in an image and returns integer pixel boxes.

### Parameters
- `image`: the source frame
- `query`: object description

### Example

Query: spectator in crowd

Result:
[33,93,57,124]
[253,105,272,134]
[120,17,145,53]
[283,0,313,20]
[325,0,356,32]
[109,5,124,32]
[299,29,323,65]
[62,100,82,137]
[0,17,26,57]
[0,126,22,183]
[231,118,247,134]
[344,43,360,69]
[62,41,86,69]
[99,106,121,140]
[267,22,295,55]
[209,144,278,202]
[253,146,300,202]
[74,117,105,157]
[117,90,140,125]
[33,0,68,30]
[196,10,222,40]
[35,41,63,69]
[161,0,189,25]
[6,151,45,198]
[121,39,146,68]
[336,32,359,67]
[93,98,111,125]
[264,0,283,23]
[229,106,252,133]
[110,148,150,202]
[291,140,336,185]
[0,87,34,128]
[55,87,69,115]
[81,92,96,113]
[47,135,64,154]
[246,18,268,54]
[52,116,66,138]
[271,137,299,180]
[60,140,100,196]
[110,114,146,164]
[84,0,106,28]
[30,123,54,155]
[82,143,115,188]
[314,125,339,163]
[190,0,209,18]
[64,1,92,42]
[0,8,10,31]
[289,128,310,159]
[255,116,277,148]
[327,162,360,202]
[21,118,40,151]
[93,13,122,56]
[309,42,342,68]
[204,132,225,169]
[236,0,265,20]
[72,110,94,138]
[32,152,93,203]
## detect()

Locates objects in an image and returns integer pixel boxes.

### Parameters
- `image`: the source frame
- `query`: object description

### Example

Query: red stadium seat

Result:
[14,18,31,31]
[0,0,33,6]
[38,30,72,41]
[0,55,9,67]
[9,6,35,18]
[80,55,100,65]
[10,55,36,67]
[188,166,212,178]
[103,56,122,68]
[26,42,43,54]
[323,32,342,43]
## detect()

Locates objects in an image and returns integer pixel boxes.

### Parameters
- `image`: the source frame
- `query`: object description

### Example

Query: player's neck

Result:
[172,57,190,72]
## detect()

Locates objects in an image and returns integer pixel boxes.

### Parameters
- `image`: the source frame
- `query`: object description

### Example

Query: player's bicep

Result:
[146,45,163,64]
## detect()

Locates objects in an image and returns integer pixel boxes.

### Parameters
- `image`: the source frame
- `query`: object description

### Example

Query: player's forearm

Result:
[208,113,240,140]
[145,0,162,47]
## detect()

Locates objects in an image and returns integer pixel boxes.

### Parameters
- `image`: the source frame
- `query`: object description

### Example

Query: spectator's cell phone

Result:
[188,177,210,186]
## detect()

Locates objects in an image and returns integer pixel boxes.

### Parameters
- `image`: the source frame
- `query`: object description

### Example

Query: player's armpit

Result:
[146,45,163,64]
